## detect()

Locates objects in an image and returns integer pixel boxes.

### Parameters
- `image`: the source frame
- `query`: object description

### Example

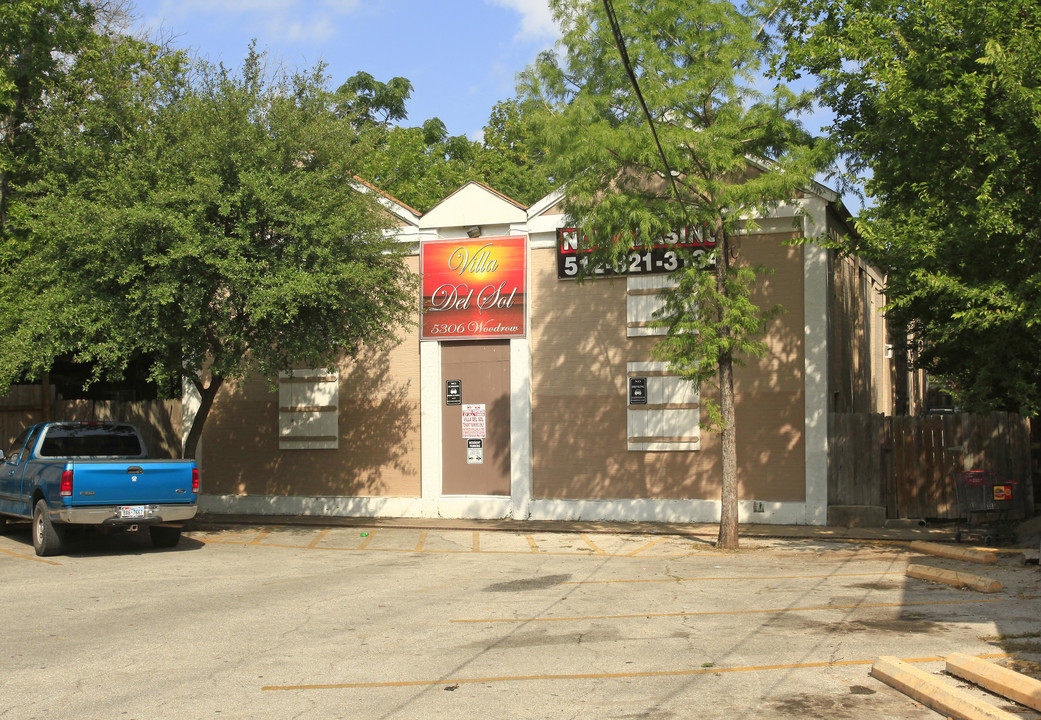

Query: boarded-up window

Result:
[278,370,338,450]
[627,362,700,451]
[626,275,675,337]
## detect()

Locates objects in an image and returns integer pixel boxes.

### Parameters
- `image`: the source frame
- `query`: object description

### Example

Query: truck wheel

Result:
[33,500,64,557]
[149,526,182,549]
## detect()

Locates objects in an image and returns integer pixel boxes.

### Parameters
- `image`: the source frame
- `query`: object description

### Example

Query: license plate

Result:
[119,506,146,519]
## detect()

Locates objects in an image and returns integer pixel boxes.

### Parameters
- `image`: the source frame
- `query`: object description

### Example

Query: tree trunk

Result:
[182,373,223,460]
[717,350,739,549]
[716,229,740,550]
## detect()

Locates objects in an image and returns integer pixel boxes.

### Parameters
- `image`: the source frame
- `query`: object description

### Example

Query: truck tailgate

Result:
[66,460,196,505]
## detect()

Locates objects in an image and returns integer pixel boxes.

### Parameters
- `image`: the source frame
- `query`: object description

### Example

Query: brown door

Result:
[441,341,511,496]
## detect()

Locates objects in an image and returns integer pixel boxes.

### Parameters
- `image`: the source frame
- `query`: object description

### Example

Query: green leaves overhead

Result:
[522,0,829,390]
[526,0,831,240]
[1,0,96,229]
[522,0,832,549]
[775,0,1041,414]
[1,39,417,456]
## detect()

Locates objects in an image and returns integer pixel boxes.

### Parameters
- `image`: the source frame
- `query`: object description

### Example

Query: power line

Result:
[601,0,690,226]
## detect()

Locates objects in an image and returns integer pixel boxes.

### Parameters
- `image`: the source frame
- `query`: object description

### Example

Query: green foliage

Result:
[0,31,189,385]
[353,118,481,212]
[522,0,831,548]
[334,71,413,129]
[1,39,417,455]
[334,73,557,211]
[0,0,95,229]
[521,0,830,424]
[471,98,556,206]
[774,0,1041,414]
[351,98,557,212]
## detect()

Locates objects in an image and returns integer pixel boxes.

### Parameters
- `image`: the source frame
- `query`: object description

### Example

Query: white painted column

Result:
[420,340,442,516]
[510,337,532,519]
[802,198,830,525]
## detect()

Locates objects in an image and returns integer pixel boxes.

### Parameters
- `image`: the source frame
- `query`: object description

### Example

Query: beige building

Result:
[193,179,899,525]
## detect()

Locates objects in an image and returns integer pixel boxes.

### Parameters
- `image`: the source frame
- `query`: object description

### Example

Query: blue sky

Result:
[131,0,859,212]
[132,0,559,141]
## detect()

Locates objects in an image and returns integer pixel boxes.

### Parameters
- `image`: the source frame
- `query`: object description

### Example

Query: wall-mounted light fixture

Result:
[466,225,482,238]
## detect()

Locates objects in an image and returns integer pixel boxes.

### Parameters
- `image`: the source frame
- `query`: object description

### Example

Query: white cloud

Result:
[144,0,357,47]
[281,16,338,45]
[486,0,558,40]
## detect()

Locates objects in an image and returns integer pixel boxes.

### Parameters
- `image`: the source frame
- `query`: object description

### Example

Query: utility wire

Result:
[601,0,691,228]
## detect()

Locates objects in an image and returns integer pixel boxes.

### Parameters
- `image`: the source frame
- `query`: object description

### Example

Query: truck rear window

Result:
[39,425,144,457]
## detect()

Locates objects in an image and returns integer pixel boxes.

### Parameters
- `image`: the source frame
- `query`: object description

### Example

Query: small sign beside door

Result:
[446,379,462,405]
[466,438,484,464]
[462,403,486,438]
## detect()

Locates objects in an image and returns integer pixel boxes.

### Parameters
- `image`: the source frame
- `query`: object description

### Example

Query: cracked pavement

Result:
[1,523,1039,719]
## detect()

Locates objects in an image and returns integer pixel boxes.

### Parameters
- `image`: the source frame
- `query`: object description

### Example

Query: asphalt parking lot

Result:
[2,522,1040,720]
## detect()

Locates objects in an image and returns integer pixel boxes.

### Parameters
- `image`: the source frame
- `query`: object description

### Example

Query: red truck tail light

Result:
[60,469,74,497]
[192,468,200,494]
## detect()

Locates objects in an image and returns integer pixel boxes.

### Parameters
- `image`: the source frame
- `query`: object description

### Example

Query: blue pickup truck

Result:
[0,421,198,556]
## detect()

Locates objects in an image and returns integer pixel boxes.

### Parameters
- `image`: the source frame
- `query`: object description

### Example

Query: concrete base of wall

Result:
[198,494,825,526]
[827,505,886,528]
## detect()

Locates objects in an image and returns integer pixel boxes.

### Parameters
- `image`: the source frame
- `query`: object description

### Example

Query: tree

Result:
[332,71,556,211]
[472,98,556,206]
[0,0,95,233]
[521,0,830,548]
[1,42,416,458]
[333,71,413,130]
[354,117,482,212]
[774,0,1041,414]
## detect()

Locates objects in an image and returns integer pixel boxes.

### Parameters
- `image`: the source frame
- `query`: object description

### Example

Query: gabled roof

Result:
[351,176,422,227]
[526,185,566,220]
[419,180,527,230]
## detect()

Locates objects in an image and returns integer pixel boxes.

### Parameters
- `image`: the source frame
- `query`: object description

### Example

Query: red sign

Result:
[421,236,527,341]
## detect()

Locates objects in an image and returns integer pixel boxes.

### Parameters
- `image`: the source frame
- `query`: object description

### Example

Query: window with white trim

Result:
[626,275,676,337]
[627,361,700,451]
[278,369,339,450]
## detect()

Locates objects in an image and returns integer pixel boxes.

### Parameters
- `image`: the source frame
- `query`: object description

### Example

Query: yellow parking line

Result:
[199,529,258,542]
[0,546,62,565]
[202,539,314,550]
[580,534,606,555]
[625,538,668,556]
[307,529,330,549]
[526,535,540,553]
[563,570,908,585]
[452,597,1003,624]
[249,528,278,544]
[473,532,481,553]
[358,530,376,549]
[261,653,1010,691]
[415,531,428,552]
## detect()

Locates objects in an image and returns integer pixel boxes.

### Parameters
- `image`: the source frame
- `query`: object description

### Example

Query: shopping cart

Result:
[952,470,1026,544]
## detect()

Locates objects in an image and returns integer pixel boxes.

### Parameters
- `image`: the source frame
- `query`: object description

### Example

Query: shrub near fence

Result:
[829,412,1033,520]
[0,386,182,459]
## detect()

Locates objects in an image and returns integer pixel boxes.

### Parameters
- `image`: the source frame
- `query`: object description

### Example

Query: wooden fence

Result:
[0,385,182,459]
[829,412,1034,520]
